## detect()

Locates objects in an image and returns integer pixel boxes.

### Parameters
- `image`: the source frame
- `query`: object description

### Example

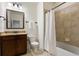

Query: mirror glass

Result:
[6,9,24,29]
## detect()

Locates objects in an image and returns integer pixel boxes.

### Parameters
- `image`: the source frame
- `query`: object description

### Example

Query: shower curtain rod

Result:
[51,2,66,10]
[45,2,66,13]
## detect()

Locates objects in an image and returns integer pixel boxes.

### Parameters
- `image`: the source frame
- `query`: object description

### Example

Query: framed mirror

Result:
[6,9,24,29]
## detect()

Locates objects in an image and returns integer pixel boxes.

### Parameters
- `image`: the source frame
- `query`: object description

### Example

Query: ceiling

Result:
[43,2,63,11]
[20,2,38,6]
[20,2,63,12]
[19,2,38,9]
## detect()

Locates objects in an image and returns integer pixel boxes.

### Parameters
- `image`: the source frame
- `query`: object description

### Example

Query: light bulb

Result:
[8,3,12,7]
[19,6,22,9]
[14,4,17,8]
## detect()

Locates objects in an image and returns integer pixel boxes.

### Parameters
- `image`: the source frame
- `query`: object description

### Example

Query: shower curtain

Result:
[44,10,56,55]
[44,11,50,52]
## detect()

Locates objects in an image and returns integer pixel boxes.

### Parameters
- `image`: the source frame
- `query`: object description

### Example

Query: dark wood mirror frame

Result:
[6,9,24,29]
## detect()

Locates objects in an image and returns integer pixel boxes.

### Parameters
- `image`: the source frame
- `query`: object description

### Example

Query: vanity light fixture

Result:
[17,3,22,9]
[13,2,22,9]
[8,2,22,9]
[13,2,17,8]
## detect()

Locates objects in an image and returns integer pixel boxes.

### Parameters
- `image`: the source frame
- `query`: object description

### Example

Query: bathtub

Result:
[56,41,79,56]
[56,47,77,56]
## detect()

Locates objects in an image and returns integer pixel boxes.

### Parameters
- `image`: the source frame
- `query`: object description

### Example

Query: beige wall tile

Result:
[55,3,79,47]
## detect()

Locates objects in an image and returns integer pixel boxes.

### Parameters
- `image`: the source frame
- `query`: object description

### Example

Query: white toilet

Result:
[27,34,39,52]
[31,40,39,52]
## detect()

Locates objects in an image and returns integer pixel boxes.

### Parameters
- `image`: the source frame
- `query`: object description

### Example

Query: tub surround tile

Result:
[55,3,79,47]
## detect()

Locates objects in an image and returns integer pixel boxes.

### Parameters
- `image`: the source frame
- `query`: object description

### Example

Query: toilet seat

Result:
[31,41,39,46]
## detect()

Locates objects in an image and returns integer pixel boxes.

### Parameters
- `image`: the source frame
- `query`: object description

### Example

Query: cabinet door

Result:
[16,35,27,55]
[2,36,16,56]
[0,39,1,56]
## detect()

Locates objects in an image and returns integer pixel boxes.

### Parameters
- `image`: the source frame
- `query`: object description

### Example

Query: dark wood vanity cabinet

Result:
[0,34,27,56]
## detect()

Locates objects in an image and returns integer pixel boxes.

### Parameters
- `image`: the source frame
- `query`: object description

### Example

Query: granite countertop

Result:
[0,31,27,36]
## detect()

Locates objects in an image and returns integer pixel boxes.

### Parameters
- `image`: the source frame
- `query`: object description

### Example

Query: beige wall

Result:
[55,3,79,47]
[43,2,63,12]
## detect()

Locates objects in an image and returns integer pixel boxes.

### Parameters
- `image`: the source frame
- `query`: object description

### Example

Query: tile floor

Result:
[22,47,77,56]
[22,50,50,56]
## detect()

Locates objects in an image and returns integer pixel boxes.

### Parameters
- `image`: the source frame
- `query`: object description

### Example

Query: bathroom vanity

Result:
[0,33,27,56]
[0,8,27,56]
